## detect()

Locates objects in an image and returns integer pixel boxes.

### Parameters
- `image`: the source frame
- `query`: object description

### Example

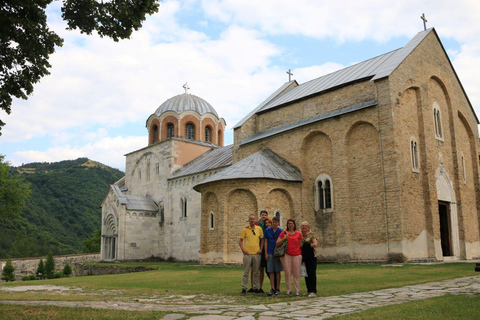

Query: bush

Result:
[54,272,63,278]
[1,258,15,282]
[63,263,72,277]
[36,259,45,279]
[45,252,55,279]
[29,274,37,280]
[22,275,31,281]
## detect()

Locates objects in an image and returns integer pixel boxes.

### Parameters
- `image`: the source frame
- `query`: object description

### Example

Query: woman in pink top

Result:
[276,218,303,296]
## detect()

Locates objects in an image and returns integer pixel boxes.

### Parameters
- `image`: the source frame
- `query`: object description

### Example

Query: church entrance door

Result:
[438,201,452,256]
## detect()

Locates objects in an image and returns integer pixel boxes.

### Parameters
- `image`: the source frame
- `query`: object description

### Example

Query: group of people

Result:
[239,210,318,297]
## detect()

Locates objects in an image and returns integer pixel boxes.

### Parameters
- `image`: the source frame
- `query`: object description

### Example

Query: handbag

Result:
[300,262,308,277]
[274,238,288,257]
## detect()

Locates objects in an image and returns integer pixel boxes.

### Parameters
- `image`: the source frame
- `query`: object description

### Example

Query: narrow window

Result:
[205,126,211,142]
[181,197,188,218]
[209,212,215,230]
[410,138,420,172]
[159,202,164,223]
[318,181,324,209]
[433,102,443,140]
[155,163,159,176]
[462,154,467,184]
[167,123,175,138]
[325,179,332,209]
[146,159,150,181]
[153,124,159,142]
[186,123,195,140]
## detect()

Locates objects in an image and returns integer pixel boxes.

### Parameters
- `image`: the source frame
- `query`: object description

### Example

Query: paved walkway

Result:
[1,276,479,319]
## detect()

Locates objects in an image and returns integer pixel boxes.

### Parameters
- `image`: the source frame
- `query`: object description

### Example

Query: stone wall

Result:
[0,253,100,281]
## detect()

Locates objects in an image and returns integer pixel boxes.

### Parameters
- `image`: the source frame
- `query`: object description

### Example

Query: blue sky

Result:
[1,0,479,171]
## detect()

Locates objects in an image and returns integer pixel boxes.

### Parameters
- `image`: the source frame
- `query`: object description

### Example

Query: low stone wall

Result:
[0,253,100,281]
[74,264,155,276]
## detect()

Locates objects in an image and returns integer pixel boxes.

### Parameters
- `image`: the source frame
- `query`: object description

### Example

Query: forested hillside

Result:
[0,158,124,258]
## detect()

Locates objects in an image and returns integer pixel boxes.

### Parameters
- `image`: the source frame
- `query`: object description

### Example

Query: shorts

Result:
[267,254,283,273]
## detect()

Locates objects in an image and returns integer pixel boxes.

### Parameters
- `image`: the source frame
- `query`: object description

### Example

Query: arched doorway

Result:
[436,164,460,260]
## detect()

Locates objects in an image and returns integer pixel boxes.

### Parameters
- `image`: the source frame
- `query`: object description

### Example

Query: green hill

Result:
[0,158,124,258]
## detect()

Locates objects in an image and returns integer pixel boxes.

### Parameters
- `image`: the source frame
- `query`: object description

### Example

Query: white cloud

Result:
[13,136,146,171]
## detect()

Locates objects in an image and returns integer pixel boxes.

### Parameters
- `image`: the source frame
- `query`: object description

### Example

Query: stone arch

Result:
[148,119,160,145]
[456,111,480,251]
[346,121,386,258]
[103,209,118,260]
[435,165,460,259]
[202,117,217,143]
[131,152,161,184]
[227,188,258,255]
[180,115,200,140]
[428,77,452,142]
[301,131,333,226]
[160,115,179,140]
[265,188,293,226]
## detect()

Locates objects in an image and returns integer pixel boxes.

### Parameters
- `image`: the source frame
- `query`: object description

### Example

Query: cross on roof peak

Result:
[420,13,428,31]
[286,69,293,82]
[183,82,190,94]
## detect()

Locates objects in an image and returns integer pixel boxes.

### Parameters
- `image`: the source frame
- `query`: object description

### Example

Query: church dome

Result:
[154,93,219,118]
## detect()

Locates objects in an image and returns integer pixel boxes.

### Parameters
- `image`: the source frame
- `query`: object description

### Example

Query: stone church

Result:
[101,28,480,263]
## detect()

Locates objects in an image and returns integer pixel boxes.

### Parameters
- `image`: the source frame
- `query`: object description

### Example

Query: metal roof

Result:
[170,145,233,179]
[155,93,219,117]
[240,100,377,146]
[233,81,298,129]
[194,149,302,190]
[111,185,158,212]
[256,28,433,114]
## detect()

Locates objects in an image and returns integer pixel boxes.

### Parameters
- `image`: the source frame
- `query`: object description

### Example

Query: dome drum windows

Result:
[167,123,175,139]
[315,175,333,212]
[185,123,195,140]
[205,126,212,142]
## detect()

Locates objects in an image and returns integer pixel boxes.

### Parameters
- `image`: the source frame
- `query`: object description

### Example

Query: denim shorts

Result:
[266,254,283,273]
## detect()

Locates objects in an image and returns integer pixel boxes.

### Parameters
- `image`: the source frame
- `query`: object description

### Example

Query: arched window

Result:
[315,175,333,211]
[274,210,283,227]
[152,124,159,142]
[205,126,212,142]
[433,102,443,140]
[461,152,467,184]
[218,129,222,145]
[181,197,187,218]
[209,212,215,230]
[186,123,195,140]
[410,137,420,172]
[167,123,175,139]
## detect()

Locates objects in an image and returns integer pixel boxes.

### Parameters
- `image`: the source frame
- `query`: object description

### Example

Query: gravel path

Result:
[1,275,479,319]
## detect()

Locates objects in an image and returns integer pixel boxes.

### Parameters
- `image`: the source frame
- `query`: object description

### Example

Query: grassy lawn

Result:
[0,304,169,320]
[335,294,480,319]
[0,262,477,303]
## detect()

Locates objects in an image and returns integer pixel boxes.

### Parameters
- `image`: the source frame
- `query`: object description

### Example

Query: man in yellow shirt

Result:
[239,214,264,294]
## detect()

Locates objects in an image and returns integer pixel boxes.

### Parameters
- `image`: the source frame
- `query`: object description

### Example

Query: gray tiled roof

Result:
[111,186,158,212]
[194,149,302,189]
[233,81,298,129]
[240,100,377,146]
[256,28,433,114]
[170,145,233,179]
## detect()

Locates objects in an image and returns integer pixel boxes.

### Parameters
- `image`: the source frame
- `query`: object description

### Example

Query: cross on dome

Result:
[183,82,190,94]
[286,69,293,82]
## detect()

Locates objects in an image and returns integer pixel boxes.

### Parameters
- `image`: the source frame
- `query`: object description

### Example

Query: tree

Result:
[45,252,55,279]
[83,228,101,253]
[1,258,15,282]
[0,155,31,219]
[63,263,72,277]
[36,259,45,279]
[0,1,160,135]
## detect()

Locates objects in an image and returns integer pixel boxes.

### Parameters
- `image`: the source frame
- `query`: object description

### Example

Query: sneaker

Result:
[241,289,246,294]
[258,288,264,293]
[275,289,280,295]
[286,291,291,296]
[268,289,275,296]
[247,288,254,293]
[254,289,260,294]
[308,292,317,298]
[295,292,300,297]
